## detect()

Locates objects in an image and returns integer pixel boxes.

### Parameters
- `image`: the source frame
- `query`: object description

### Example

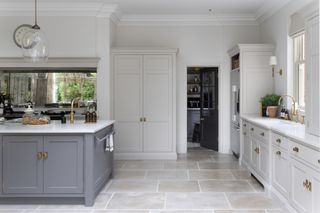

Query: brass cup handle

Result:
[293,147,299,152]
[303,180,312,192]
[276,139,281,143]
[37,152,43,160]
[255,148,260,154]
[276,151,281,155]
[43,152,48,159]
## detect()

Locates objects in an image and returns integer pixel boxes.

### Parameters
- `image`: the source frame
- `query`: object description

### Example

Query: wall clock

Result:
[13,24,32,48]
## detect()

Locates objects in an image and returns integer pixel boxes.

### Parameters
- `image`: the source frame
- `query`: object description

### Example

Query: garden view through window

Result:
[0,71,97,108]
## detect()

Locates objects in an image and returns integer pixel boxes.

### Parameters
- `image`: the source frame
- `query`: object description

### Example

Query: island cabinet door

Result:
[3,136,43,194]
[43,136,84,193]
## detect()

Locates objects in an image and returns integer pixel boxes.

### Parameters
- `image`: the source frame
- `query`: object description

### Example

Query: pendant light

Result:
[21,0,49,62]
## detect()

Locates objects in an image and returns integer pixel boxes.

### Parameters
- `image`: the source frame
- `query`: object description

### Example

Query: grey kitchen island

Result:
[0,120,115,206]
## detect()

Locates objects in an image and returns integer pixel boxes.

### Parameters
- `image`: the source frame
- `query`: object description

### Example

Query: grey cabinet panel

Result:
[3,136,43,194]
[44,136,84,193]
[93,127,113,188]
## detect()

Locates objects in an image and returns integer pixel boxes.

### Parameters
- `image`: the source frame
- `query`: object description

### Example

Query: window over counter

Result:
[292,32,306,110]
[0,70,97,108]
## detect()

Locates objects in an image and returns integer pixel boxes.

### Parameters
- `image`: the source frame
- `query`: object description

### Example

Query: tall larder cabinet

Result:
[112,49,178,159]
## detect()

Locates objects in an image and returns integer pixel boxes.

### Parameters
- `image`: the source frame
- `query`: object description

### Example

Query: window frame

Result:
[292,31,306,112]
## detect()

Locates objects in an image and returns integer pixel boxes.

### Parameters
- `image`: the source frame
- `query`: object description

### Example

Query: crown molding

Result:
[118,14,259,26]
[0,1,120,18]
[255,0,292,24]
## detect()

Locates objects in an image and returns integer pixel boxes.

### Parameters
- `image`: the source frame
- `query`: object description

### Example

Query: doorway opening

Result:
[187,67,219,151]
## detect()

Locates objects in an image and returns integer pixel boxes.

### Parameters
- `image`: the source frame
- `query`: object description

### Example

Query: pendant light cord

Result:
[35,0,37,26]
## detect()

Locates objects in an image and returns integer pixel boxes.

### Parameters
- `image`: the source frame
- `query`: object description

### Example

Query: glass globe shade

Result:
[21,28,49,62]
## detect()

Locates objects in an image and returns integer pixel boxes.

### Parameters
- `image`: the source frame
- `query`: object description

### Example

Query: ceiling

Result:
[1,0,289,16]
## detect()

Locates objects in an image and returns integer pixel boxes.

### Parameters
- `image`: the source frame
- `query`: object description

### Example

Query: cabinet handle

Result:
[140,117,143,122]
[276,151,281,155]
[43,152,48,159]
[260,132,265,137]
[276,138,281,143]
[303,180,308,188]
[37,152,43,160]
[307,181,312,192]
[303,180,312,192]
[251,128,254,131]
[243,124,247,127]
[255,147,260,154]
[318,159,320,164]
[243,132,247,136]
[144,117,147,122]
[293,147,299,152]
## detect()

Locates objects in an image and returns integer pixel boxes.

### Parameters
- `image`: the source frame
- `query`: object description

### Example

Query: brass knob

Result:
[276,139,281,143]
[260,132,265,136]
[43,152,48,159]
[276,151,281,155]
[303,180,308,188]
[37,152,43,160]
[293,147,299,152]
[255,148,260,154]
[307,181,312,192]
[144,117,147,122]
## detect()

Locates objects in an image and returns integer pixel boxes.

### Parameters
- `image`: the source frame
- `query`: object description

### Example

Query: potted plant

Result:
[260,94,281,118]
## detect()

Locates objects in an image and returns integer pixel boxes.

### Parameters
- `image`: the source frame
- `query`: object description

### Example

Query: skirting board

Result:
[114,152,178,160]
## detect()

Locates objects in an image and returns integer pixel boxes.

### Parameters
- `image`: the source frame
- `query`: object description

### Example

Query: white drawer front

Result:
[272,132,290,151]
[249,124,269,143]
[290,141,320,170]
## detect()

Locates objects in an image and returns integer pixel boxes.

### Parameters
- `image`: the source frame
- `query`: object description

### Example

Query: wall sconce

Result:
[269,56,282,77]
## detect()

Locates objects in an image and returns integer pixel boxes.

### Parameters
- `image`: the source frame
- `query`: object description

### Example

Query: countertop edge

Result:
[241,114,320,152]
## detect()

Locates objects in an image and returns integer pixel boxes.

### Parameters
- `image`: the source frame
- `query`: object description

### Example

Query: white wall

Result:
[260,0,313,96]
[114,24,261,153]
[0,16,113,119]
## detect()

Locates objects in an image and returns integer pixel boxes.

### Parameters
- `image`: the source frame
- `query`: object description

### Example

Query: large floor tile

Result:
[105,180,157,192]
[198,162,241,170]
[226,193,281,209]
[189,170,235,180]
[215,210,266,213]
[158,181,200,192]
[151,211,212,213]
[122,161,164,170]
[37,194,112,210]
[112,170,146,180]
[164,161,198,169]
[230,170,254,180]
[146,170,188,180]
[165,192,230,209]
[94,210,149,213]
[199,180,254,192]
[248,179,265,192]
[0,205,38,210]
[0,211,23,213]
[24,210,92,213]
[106,193,165,209]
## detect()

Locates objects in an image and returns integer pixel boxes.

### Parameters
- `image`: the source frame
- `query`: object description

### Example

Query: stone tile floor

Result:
[0,148,291,213]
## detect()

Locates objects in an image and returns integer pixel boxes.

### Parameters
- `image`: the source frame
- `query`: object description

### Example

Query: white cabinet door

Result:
[272,146,290,198]
[114,55,143,152]
[243,130,251,163]
[143,55,173,152]
[306,15,320,136]
[251,138,259,170]
[311,172,320,213]
[291,160,312,213]
[258,142,269,180]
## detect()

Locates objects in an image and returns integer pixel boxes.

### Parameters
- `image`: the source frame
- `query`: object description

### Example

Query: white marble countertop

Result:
[241,114,320,151]
[0,120,115,134]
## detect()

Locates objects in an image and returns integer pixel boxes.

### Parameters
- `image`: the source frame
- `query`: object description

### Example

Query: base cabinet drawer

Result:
[272,146,290,198]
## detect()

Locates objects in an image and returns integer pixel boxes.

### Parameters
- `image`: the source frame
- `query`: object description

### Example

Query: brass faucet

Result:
[70,98,80,124]
[278,95,297,120]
